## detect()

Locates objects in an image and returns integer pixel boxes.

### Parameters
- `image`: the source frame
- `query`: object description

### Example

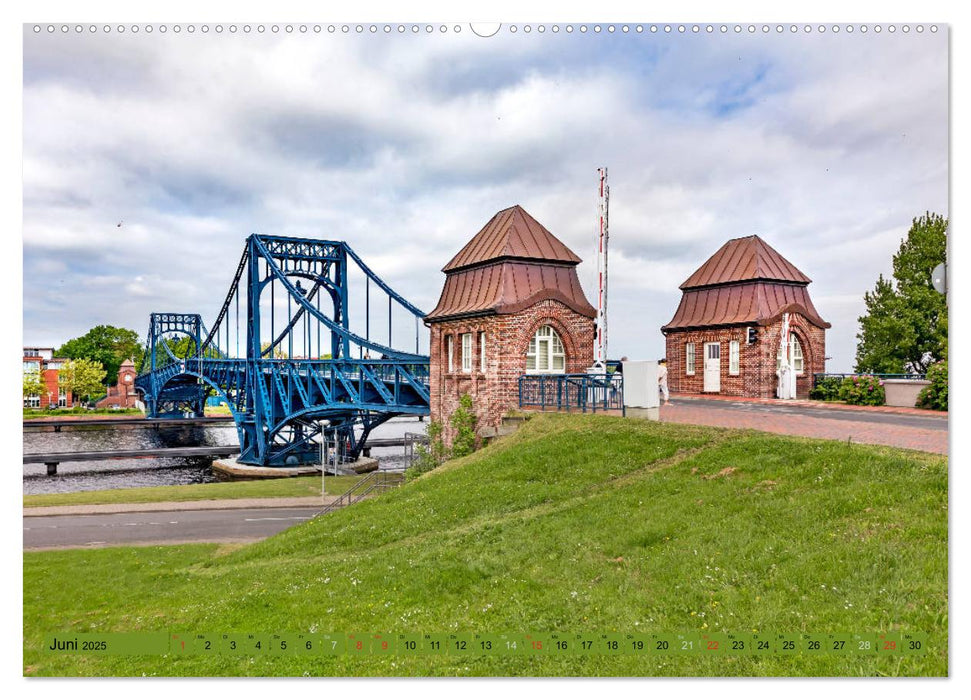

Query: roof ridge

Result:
[442,205,582,272]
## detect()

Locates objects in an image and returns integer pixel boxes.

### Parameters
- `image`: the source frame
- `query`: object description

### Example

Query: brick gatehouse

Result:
[425,205,596,440]
[661,235,829,399]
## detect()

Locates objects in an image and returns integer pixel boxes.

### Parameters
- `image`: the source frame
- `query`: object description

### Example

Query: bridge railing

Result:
[518,373,624,413]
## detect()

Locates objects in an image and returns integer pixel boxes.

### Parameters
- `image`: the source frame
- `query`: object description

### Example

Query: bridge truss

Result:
[135,235,430,467]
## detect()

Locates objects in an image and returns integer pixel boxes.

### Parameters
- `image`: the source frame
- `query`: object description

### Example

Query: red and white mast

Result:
[594,167,609,369]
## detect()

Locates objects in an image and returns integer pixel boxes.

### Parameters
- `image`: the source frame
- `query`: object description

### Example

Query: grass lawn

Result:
[23,414,947,677]
[23,476,360,508]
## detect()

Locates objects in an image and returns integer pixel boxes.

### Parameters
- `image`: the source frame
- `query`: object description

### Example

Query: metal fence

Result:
[518,373,624,414]
[812,372,925,388]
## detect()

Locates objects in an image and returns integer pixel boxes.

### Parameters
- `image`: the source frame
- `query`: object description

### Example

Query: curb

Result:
[671,394,947,418]
[23,496,334,518]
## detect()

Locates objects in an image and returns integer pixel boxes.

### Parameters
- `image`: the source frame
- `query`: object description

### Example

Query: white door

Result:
[703,342,721,393]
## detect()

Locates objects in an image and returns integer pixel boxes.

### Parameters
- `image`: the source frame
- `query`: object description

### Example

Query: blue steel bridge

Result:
[134,234,430,467]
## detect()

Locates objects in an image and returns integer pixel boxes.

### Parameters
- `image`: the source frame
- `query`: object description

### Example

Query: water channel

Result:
[23,417,427,495]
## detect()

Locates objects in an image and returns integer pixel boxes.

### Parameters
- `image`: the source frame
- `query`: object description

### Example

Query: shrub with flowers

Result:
[809,376,843,402]
[837,374,886,406]
[916,361,947,411]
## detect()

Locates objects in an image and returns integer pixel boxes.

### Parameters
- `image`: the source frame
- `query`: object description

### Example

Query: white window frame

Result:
[685,343,696,375]
[479,331,486,373]
[461,333,473,373]
[525,325,567,374]
[777,335,805,376]
[446,335,454,373]
[729,340,740,376]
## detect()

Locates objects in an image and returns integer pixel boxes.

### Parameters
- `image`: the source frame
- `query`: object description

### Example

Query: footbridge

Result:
[134,235,430,466]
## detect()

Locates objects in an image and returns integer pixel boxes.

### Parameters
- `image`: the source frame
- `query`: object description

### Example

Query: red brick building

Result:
[425,205,596,439]
[22,347,73,409]
[661,235,829,399]
[96,358,140,409]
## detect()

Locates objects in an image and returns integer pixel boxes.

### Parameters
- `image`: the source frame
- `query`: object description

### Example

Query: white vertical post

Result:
[594,167,609,370]
[777,313,795,400]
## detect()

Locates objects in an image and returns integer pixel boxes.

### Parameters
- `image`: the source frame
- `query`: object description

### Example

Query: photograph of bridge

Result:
[21,14,949,684]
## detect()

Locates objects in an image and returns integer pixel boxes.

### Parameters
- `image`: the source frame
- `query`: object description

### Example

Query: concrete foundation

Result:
[625,406,660,421]
[212,456,379,480]
[883,379,931,408]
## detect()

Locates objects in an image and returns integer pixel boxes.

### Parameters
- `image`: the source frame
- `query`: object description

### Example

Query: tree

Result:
[23,370,45,402]
[855,213,947,374]
[59,358,107,403]
[58,325,144,385]
[160,335,196,360]
[261,341,288,359]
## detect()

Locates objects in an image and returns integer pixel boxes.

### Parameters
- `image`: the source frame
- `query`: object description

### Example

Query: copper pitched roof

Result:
[679,235,811,289]
[426,206,595,323]
[661,281,830,331]
[425,261,596,322]
[442,205,582,272]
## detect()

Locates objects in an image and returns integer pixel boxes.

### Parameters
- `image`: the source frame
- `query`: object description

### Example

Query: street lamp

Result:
[319,419,329,501]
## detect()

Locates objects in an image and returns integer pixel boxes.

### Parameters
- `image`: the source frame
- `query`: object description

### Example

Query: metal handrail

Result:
[317,470,405,516]
[812,372,925,388]
[518,373,624,413]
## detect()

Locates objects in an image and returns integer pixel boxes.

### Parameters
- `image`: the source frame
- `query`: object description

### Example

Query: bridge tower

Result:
[141,312,206,417]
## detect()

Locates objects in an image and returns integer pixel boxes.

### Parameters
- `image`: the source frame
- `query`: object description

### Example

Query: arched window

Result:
[526,325,566,373]
[777,334,805,375]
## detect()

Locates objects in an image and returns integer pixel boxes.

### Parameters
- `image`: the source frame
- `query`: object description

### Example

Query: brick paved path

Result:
[660,398,948,454]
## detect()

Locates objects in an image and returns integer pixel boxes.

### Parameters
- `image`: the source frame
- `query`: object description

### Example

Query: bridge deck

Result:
[24,446,241,464]
[23,417,235,431]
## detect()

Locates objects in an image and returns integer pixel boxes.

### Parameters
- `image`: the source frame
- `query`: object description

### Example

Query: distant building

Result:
[661,235,829,399]
[425,205,596,439]
[96,358,140,409]
[22,347,73,409]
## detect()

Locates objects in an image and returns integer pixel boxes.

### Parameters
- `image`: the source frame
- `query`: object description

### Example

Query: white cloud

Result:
[23,28,947,371]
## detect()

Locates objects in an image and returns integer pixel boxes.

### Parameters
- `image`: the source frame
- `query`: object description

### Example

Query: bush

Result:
[809,376,843,401]
[450,394,478,459]
[917,361,948,411]
[837,375,886,406]
[408,420,447,479]
[407,395,479,480]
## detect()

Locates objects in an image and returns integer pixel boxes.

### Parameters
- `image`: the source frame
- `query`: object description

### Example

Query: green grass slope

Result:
[23,414,947,676]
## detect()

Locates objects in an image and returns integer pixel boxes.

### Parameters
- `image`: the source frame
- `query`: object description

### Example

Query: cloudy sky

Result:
[22,23,948,371]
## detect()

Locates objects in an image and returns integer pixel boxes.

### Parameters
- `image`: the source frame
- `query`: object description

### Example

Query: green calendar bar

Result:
[40,630,932,656]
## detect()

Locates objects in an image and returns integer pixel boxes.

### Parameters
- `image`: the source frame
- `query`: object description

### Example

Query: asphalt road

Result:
[671,398,948,431]
[23,506,321,550]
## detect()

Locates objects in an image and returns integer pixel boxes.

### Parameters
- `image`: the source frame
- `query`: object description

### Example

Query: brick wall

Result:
[664,313,825,399]
[40,368,69,408]
[428,299,594,443]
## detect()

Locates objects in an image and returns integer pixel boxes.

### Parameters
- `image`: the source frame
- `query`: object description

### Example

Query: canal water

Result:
[23,417,427,495]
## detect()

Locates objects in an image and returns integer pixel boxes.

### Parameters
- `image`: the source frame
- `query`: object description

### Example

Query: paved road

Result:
[662,398,948,454]
[23,506,321,550]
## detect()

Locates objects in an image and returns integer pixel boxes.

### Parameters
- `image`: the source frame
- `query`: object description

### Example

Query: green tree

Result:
[261,341,288,359]
[23,370,45,401]
[161,335,196,360]
[59,358,108,403]
[57,325,144,384]
[855,212,947,374]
